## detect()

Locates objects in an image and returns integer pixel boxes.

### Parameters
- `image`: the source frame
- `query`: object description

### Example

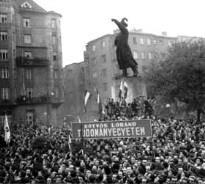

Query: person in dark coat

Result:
[111,17,138,77]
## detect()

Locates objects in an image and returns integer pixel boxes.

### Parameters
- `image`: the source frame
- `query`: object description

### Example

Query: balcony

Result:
[16,95,49,105]
[16,56,49,67]
[0,99,16,108]
[16,95,64,106]
[49,97,64,107]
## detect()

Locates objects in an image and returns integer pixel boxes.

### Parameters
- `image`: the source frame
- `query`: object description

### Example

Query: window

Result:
[102,68,107,77]
[153,39,157,44]
[112,58,117,63]
[140,38,144,45]
[141,52,145,59]
[51,19,56,28]
[168,41,172,47]
[52,35,56,45]
[102,41,106,48]
[133,51,138,59]
[0,14,7,24]
[0,49,8,60]
[147,38,151,45]
[2,88,9,100]
[25,68,32,80]
[103,82,107,91]
[92,45,96,51]
[101,54,106,63]
[54,70,58,79]
[24,51,32,58]
[23,18,30,28]
[26,88,33,98]
[148,52,152,60]
[53,52,57,61]
[133,37,137,44]
[0,31,8,40]
[24,34,31,44]
[54,88,59,97]
[1,68,9,79]
[93,72,97,78]
[91,57,96,64]
[21,2,32,8]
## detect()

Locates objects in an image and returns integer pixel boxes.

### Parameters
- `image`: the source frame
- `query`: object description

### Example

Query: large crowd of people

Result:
[1,98,205,183]
[103,97,154,121]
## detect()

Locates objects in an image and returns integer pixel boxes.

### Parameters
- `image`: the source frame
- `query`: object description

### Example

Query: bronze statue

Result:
[112,18,138,77]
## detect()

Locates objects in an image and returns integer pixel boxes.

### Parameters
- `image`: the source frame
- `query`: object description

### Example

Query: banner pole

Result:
[81,114,84,155]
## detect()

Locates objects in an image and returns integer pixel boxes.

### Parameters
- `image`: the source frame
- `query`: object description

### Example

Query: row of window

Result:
[0,87,59,100]
[0,13,57,28]
[91,38,173,52]
[133,37,155,45]
[92,41,106,51]
[0,67,57,81]
[92,69,107,79]
[0,68,57,81]
[23,34,57,45]
[0,49,8,60]
[0,49,57,62]
[91,51,152,65]
[1,88,9,100]
[22,69,58,80]
[91,54,107,64]
[133,37,173,46]
[0,88,33,100]
[133,51,153,60]
[22,17,57,28]
[24,51,57,61]
[0,31,8,40]
[0,68,9,79]
[0,14,7,24]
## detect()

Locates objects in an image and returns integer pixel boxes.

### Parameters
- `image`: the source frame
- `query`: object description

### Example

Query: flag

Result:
[96,90,103,114]
[77,116,81,123]
[22,69,26,96]
[111,85,115,101]
[68,133,72,151]
[102,104,105,115]
[48,127,51,134]
[84,90,91,112]
[124,81,128,99]
[119,80,124,99]
[4,115,10,144]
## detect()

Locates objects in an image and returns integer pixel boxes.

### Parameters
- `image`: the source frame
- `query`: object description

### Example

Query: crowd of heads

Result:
[1,101,205,183]
[103,97,154,121]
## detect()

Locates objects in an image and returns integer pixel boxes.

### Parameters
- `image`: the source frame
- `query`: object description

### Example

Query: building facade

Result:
[0,0,63,126]
[61,62,87,121]
[83,31,176,119]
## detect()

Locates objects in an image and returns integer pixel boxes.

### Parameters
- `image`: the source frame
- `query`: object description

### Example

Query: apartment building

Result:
[0,0,63,126]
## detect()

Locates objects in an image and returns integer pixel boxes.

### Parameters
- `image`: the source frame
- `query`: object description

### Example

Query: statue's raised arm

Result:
[111,18,128,34]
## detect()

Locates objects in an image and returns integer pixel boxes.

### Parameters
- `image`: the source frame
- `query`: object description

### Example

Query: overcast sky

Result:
[35,0,205,66]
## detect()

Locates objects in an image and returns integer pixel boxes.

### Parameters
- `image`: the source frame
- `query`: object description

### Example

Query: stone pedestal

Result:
[112,75,147,103]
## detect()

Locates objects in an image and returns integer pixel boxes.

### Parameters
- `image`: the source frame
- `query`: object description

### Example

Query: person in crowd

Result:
[1,97,205,183]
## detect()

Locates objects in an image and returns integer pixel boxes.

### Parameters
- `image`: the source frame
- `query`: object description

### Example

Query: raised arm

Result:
[111,18,127,33]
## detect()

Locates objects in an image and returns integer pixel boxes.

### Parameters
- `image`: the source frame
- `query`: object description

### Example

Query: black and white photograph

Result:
[1,0,205,183]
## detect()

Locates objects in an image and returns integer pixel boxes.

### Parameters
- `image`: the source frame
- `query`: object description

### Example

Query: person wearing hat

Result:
[111,17,138,77]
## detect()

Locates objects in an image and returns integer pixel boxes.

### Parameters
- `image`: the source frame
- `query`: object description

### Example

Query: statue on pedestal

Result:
[112,18,138,77]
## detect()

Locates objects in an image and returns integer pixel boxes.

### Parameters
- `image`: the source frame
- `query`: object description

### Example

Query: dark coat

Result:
[113,19,137,70]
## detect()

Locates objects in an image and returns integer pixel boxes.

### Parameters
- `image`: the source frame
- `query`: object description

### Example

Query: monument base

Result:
[112,75,147,103]
[114,74,138,80]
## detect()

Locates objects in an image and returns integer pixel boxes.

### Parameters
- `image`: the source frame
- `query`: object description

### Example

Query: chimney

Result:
[162,32,167,36]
